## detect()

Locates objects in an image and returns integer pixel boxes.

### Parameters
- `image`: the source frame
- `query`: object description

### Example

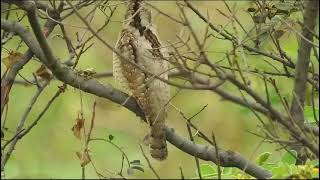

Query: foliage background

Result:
[1,1,318,178]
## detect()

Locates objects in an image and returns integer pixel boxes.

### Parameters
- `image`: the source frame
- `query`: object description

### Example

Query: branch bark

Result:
[290,0,319,125]
[183,0,319,157]
[1,1,61,116]
[289,0,319,164]
[1,2,272,178]
[166,128,272,178]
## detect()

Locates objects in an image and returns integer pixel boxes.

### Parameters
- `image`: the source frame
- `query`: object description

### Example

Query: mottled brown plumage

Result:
[113,0,170,160]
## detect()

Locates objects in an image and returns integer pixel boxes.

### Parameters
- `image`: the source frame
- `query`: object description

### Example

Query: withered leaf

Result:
[71,117,85,140]
[76,149,91,167]
[35,64,52,81]
[2,51,23,68]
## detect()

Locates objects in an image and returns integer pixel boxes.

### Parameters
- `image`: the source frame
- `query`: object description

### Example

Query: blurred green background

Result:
[1,1,318,179]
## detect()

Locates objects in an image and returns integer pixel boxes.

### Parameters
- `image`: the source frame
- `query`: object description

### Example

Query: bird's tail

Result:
[148,111,168,160]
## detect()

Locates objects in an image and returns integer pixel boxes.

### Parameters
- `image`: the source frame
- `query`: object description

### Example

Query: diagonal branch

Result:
[1,2,272,178]
[0,1,62,116]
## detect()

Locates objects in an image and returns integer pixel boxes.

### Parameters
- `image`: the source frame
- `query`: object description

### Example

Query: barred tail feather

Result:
[148,112,168,160]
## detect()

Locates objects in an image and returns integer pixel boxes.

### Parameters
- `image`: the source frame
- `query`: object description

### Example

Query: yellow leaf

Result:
[71,117,85,140]
[2,52,23,68]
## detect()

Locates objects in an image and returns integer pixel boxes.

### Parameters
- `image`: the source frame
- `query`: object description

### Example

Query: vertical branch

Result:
[211,132,221,179]
[179,166,184,179]
[289,0,319,164]
[139,145,160,179]
[82,100,97,179]
[186,122,202,179]
[290,0,319,125]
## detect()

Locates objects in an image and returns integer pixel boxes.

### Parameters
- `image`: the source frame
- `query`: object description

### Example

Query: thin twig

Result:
[1,82,48,171]
[179,166,184,180]
[211,132,221,179]
[139,144,160,179]
[186,122,202,179]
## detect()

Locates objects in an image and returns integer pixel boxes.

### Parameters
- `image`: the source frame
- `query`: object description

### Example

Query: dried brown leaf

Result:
[76,149,91,167]
[2,52,23,68]
[35,64,52,81]
[71,117,85,140]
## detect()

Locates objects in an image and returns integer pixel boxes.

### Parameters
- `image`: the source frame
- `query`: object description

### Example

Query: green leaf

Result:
[304,106,319,123]
[289,164,298,175]
[221,174,236,179]
[312,170,319,179]
[262,163,277,171]
[256,152,271,165]
[271,165,290,178]
[199,164,216,178]
[310,159,319,167]
[130,160,142,166]
[130,166,144,172]
[108,134,114,141]
[281,150,297,165]
[222,167,232,175]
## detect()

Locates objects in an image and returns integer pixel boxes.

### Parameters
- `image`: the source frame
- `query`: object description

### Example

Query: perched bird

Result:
[113,0,170,160]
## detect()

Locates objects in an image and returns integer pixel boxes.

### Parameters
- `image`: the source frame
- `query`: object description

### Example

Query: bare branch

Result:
[1,82,48,171]
[165,128,272,178]
[1,10,272,179]
[289,0,319,164]
[290,0,319,125]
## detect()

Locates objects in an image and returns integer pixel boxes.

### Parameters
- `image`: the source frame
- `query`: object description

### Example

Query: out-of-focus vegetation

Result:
[1,1,319,179]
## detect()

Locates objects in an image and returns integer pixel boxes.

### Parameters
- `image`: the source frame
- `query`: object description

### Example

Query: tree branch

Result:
[1,82,47,171]
[290,0,319,125]
[1,1,62,115]
[166,128,271,178]
[289,0,319,164]
[1,3,272,178]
